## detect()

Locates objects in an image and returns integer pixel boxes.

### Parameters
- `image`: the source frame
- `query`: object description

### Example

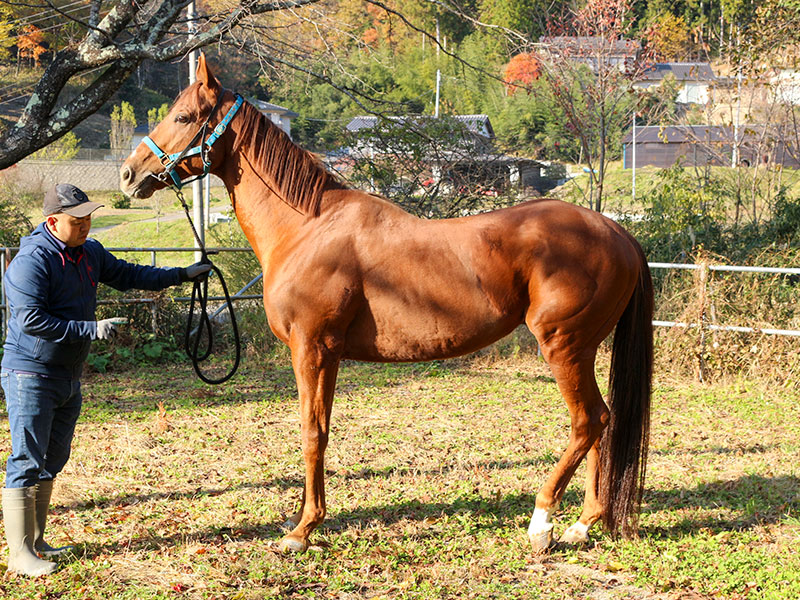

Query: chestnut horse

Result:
[120,55,653,553]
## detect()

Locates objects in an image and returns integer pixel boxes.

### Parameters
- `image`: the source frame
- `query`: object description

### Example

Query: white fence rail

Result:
[648,262,800,338]
[1,248,799,340]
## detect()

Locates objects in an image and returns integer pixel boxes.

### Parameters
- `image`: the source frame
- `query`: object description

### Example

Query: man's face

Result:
[46,213,92,247]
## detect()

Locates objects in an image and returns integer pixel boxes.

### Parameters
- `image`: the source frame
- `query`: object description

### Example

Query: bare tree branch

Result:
[0,0,330,169]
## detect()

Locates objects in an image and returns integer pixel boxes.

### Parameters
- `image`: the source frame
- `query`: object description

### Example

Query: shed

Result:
[622,125,800,169]
[343,114,547,193]
[346,114,495,154]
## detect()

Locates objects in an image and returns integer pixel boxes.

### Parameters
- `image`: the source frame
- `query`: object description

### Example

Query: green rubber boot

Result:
[2,487,58,576]
[34,479,73,558]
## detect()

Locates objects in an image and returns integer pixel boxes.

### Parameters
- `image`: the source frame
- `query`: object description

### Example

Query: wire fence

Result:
[2,247,800,340]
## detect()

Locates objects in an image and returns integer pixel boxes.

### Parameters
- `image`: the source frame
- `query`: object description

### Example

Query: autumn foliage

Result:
[503,52,541,95]
[17,25,46,66]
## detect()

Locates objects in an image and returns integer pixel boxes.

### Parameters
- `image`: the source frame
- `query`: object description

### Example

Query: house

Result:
[131,124,151,152]
[342,114,546,194]
[770,69,800,105]
[249,99,299,138]
[538,36,642,73]
[633,62,716,104]
[622,124,800,169]
[346,114,496,154]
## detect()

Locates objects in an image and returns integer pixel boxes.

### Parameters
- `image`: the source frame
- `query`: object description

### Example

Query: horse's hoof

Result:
[559,522,590,545]
[280,518,297,533]
[278,535,308,553]
[528,523,554,553]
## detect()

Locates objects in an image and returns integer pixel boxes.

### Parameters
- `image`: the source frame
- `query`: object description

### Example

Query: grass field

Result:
[0,353,798,599]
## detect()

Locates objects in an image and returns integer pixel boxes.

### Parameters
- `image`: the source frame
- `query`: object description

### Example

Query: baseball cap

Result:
[43,183,104,217]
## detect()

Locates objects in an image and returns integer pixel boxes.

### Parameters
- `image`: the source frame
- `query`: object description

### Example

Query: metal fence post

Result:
[150,250,158,334]
[697,261,709,383]
[0,248,7,340]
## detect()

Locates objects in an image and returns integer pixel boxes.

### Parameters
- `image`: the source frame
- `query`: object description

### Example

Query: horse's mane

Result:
[230,98,346,216]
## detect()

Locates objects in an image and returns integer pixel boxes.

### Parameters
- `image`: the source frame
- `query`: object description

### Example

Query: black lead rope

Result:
[175,188,241,384]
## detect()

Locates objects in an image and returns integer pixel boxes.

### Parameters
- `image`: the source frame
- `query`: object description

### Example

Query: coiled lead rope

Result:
[175,188,241,384]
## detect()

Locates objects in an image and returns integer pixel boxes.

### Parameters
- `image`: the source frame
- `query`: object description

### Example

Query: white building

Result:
[249,99,299,138]
[634,62,716,105]
[770,69,800,105]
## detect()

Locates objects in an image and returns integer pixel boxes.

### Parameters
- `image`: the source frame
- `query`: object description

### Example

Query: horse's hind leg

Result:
[527,355,609,551]
[559,438,603,544]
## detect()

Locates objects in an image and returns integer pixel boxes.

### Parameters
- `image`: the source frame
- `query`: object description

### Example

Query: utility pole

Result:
[435,70,441,118]
[732,33,742,168]
[188,0,204,262]
[631,112,636,201]
[434,17,440,118]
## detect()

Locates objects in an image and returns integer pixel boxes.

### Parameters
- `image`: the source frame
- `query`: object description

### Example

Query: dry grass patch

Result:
[0,357,797,599]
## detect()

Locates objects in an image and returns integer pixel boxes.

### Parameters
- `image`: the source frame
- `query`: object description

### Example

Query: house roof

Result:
[346,114,495,139]
[638,62,715,82]
[249,99,299,118]
[429,152,544,167]
[620,124,785,144]
[538,36,641,57]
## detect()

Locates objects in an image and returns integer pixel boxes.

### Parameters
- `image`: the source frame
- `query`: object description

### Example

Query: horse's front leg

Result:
[279,334,341,553]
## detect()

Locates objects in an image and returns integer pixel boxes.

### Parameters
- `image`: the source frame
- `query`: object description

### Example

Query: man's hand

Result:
[182,262,212,282]
[96,317,128,340]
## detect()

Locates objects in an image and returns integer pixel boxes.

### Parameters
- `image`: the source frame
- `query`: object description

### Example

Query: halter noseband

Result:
[142,92,244,189]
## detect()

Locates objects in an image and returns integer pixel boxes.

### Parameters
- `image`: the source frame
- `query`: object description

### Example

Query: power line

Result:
[5,0,88,28]
[0,64,106,105]
[6,5,90,39]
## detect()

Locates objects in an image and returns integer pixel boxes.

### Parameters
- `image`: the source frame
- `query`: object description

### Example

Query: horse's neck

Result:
[219,152,305,267]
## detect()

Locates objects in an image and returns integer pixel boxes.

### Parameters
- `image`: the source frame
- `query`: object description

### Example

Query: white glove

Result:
[96,317,128,340]
[183,262,212,281]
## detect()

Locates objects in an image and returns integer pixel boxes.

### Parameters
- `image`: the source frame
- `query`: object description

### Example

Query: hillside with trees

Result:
[1,1,796,155]
[1,0,799,260]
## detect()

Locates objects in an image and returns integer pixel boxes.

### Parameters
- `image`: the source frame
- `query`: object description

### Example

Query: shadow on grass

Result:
[650,443,776,457]
[71,487,555,561]
[63,472,800,561]
[332,454,558,482]
[642,473,800,538]
[60,473,800,564]
[325,488,579,533]
[60,452,559,516]
[79,357,556,417]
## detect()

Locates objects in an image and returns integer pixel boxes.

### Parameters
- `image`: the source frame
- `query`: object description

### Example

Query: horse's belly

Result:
[342,300,522,362]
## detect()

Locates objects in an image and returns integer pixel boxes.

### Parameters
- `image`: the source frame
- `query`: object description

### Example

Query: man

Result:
[1,183,210,576]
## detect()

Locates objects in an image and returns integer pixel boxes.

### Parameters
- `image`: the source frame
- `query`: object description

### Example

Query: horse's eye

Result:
[175,114,190,124]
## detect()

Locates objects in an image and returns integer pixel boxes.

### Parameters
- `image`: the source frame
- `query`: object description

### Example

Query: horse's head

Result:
[120,53,235,199]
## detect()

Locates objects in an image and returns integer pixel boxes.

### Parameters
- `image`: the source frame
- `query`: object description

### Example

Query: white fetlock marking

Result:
[528,507,556,550]
[560,520,591,544]
[527,507,555,538]
[570,521,589,537]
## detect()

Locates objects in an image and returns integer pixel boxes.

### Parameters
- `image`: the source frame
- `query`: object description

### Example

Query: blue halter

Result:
[141,93,244,189]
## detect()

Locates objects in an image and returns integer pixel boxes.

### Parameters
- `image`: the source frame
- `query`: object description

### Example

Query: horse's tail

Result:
[599,243,653,538]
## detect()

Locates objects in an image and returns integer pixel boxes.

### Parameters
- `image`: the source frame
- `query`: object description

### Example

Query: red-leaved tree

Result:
[503,52,541,95]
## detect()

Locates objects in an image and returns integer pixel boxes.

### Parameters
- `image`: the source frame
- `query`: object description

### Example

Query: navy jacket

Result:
[2,222,183,379]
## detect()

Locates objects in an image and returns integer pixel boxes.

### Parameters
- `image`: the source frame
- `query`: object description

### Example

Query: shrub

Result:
[110,192,132,209]
[0,171,34,247]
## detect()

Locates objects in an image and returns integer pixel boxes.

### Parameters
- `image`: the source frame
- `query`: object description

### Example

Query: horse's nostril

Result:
[120,165,132,183]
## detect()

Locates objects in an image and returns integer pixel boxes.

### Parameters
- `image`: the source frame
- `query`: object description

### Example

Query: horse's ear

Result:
[196,52,221,94]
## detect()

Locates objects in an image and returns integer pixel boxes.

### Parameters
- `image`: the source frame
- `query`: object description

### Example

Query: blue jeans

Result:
[1,369,83,488]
